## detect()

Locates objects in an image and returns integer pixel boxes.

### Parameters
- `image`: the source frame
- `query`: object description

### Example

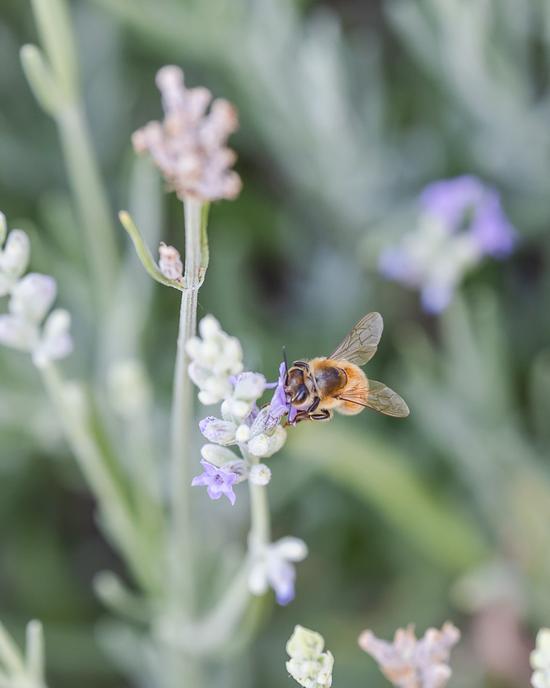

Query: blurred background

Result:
[1,0,550,686]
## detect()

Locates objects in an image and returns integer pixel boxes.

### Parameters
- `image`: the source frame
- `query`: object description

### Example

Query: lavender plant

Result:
[7,0,312,675]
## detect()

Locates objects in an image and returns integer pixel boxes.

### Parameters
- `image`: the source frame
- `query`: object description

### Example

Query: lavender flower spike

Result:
[132,66,242,202]
[191,459,239,505]
[359,622,460,688]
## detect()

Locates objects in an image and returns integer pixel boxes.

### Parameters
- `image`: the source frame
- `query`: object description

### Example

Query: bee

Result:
[284,312,409,423]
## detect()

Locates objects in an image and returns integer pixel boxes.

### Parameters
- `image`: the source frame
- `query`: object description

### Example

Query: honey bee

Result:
[284,312,409,423]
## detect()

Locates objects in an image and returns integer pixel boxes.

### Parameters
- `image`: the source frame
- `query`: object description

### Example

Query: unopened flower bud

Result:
[235,424,251,443]
[186,336,202,359]
[0,229,30,280]
[199,416,236,445]
[233,372,266,401]
[158,242,183,281]
[248,433,270,457]
[200,443,239,467]
[10,273,56,323]
[249,463,271,486]
[0,314,37,352]
[199,314,220,340]
[33,308,73,368]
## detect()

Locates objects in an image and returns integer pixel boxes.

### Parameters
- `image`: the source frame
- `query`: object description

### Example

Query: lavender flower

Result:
[0,218,73,369]
[132,66,242,201]
[359,622,460,688]
[269,361,290,421]
[187,315,243,404]
[379,176,517,314]
[191,459,240,506]
[0,221,30,296]
[420,176,516,257]
[248,537,308,605]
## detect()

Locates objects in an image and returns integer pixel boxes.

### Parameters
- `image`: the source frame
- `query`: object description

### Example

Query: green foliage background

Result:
[1,0,550,686]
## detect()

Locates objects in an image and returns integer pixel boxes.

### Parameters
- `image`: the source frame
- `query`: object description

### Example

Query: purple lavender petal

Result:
[191,459,238,505]
[268,558,296,606]
[469,191,516,258]
[378,247,416,285]
[268,361,289,421]
[420,282,454,314]
[288,405,299,425]
[420,175,485,232]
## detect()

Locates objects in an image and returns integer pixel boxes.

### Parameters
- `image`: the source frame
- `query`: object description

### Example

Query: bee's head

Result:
[285,362,316,409]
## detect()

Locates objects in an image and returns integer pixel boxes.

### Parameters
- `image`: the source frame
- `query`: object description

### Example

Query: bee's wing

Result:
[337,379,410,418]
[330,312,384,366]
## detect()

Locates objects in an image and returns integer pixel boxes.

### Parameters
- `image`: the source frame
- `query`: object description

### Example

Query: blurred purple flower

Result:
[191,459,238,505]
[420,175,516,257]
[379,175,517,314]
[420,283,454,315]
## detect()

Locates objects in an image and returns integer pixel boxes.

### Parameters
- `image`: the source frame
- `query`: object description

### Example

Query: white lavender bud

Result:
[199,314,221,339]
[158,242,183,281]
[200,443,240,466]
[0,315,38,352]
[33,308,73,368]
[235,424,251,443]
[10,273,57,323]
[249,463,271,486]
[247,433,270,457]
[199,416,237,445]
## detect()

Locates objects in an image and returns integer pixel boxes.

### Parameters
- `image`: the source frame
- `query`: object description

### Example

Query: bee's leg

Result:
[306,397,320,413]
[289,410,311,424]
[309,409,332,422]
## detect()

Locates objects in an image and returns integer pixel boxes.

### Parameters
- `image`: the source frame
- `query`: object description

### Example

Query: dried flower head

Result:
[359,622,460,688]
[132,65,242,201]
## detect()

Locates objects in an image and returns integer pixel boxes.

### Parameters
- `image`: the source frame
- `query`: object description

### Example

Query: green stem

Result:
[168,198,204,615]
[246,450,271,549]
[169,449,272,656]
[40,363,156,593]
[56,103,118,314]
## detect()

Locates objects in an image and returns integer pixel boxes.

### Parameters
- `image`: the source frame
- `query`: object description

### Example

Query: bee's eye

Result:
[293,385,308,403]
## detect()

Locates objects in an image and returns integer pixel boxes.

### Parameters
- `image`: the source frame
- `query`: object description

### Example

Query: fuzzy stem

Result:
[57,103,118,314]
[181,448,271,654]
[168,198,204,615]
[246,450,272,549]
[40,362,158,594]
